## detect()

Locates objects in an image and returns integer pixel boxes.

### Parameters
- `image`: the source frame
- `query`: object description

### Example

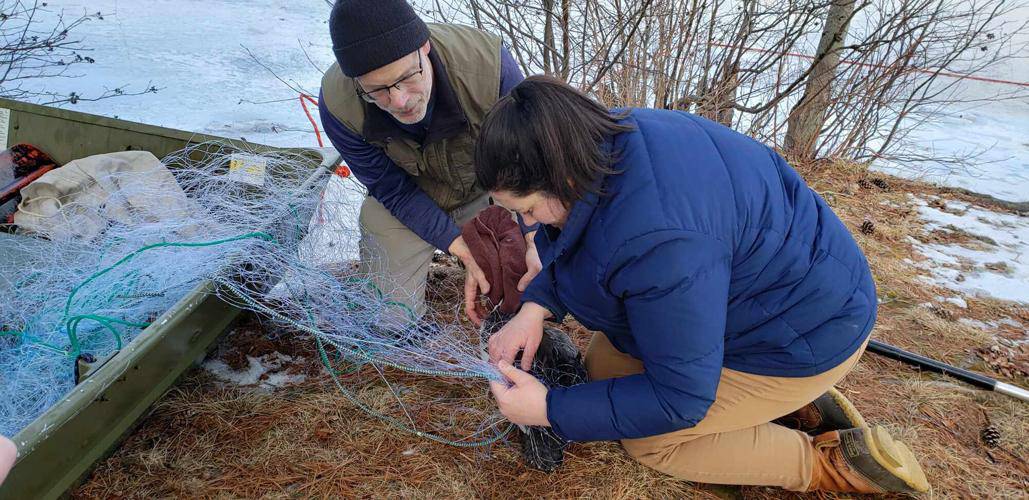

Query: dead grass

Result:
[72,160,1029,499]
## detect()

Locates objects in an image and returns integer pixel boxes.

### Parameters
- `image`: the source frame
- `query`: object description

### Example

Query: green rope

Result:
[34,232,275,358]
[63,314,152,353]
[0,330,65,354]
[64,231,276,319]
[66,316,124,351]
[55,231,275,357]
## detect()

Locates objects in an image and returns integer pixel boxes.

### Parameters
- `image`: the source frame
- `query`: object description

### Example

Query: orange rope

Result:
[298,93,350,179]
[298,93,350,226]
[299,93,324,147]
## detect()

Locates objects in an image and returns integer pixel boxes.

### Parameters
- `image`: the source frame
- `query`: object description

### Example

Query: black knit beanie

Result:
[329,0,431,78]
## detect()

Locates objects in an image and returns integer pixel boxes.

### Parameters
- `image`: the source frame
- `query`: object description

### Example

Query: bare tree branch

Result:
[1,1,158,105]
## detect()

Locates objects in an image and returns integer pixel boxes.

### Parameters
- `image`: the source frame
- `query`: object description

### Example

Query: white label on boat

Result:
[226,153,267,186]
[0,107,10,150]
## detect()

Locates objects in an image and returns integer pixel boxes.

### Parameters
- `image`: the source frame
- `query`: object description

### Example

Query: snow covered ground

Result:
[908,195,1029,304]
[26,0,337,149]
[203,351,308,391]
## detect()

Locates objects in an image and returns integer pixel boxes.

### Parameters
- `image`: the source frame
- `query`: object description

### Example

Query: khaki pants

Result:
[586,333,868,491]
[357,194,490,320]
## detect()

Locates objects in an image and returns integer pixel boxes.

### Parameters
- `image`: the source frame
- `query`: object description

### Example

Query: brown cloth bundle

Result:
[460,205,526,317]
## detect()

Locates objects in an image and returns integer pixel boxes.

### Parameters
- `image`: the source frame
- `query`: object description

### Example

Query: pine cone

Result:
[860,220,875,235]
[929,304,954,320]
[981,426,1001,447]
[872,178,891,191]
[858,178,873,190]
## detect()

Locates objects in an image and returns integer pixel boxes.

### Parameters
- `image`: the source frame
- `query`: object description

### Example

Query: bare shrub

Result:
[419,0,1028,166]
[0,0,157,105]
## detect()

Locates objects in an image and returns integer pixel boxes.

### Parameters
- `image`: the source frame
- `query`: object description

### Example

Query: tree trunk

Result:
[784,0,857,159]
[542,0,556,75]
[560,0,571,80]
[697,0,752,125]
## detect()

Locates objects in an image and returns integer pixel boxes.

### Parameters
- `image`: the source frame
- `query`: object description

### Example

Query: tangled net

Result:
[0,142,511,446]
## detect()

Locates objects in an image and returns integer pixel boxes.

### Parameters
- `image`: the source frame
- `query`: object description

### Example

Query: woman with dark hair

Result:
[478,75,928,494]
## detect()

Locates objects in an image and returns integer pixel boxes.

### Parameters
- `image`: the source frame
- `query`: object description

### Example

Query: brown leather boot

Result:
[807,426,929,493]
[774,387,866,435]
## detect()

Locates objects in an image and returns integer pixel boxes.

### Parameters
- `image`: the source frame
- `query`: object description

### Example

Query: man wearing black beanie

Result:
[318,0,529,326]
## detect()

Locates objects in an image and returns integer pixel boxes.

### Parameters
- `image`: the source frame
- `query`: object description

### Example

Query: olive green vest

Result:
[320,24,502,212]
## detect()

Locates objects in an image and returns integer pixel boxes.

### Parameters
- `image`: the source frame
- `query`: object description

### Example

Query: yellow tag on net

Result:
[227,153,267,186]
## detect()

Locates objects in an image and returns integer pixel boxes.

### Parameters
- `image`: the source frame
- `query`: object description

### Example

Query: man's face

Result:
[355,43,433,124]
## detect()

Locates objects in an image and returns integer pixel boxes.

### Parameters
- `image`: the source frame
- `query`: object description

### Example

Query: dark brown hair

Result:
[475,75,634,206]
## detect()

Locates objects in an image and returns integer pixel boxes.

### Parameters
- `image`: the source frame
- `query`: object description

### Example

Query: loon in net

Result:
[481,313,588,472]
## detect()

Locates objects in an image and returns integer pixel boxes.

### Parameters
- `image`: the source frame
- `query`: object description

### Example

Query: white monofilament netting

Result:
[0,142,509,446]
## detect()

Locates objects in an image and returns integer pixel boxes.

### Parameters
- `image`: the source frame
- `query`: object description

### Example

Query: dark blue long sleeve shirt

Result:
[319,46,524,252]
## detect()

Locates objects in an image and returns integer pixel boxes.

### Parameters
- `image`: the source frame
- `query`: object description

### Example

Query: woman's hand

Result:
[449,235,490,326]
[488,302,550,370]
[517,230,542,292]
[489,360,550,427]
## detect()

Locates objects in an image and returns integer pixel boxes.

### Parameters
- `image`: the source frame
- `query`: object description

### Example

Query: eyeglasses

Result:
[356,52,424,104]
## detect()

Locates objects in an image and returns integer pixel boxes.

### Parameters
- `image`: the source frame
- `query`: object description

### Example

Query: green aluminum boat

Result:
[0,98,338,499]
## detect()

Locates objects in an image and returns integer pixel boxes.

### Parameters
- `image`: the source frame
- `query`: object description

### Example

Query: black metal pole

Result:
[867,340,1029,403]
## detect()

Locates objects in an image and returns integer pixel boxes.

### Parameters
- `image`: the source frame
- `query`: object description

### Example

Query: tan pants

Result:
[586,333,868,491]
[358,194,490,320]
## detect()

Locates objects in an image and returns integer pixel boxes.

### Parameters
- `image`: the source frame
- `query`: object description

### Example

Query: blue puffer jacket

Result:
[523,109,876,443]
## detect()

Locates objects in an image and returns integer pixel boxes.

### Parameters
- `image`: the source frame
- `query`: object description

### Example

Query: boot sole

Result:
[825,387,867,430]
[864,425,930,493]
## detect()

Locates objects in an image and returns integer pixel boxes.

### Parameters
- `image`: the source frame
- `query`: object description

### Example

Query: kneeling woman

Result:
[479,76,928,494]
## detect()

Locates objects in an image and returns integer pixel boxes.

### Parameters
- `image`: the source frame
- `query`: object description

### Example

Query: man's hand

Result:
[517,230,542,292]
[489,360,550,427]
[450,235,490,325]
[488,302,550,370]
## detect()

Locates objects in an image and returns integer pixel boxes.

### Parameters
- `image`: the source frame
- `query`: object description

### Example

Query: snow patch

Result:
[958,317,994,330]
[958,317,1028,345]
[203,352,306,390]
[936,295,968,309]
[910,196,1029,304]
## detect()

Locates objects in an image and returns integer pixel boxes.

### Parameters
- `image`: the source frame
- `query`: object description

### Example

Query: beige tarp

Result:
[13,151,196,241]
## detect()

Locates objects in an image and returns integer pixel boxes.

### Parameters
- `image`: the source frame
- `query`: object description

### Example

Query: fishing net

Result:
[0,142,588,468]
[0,142,508,449]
